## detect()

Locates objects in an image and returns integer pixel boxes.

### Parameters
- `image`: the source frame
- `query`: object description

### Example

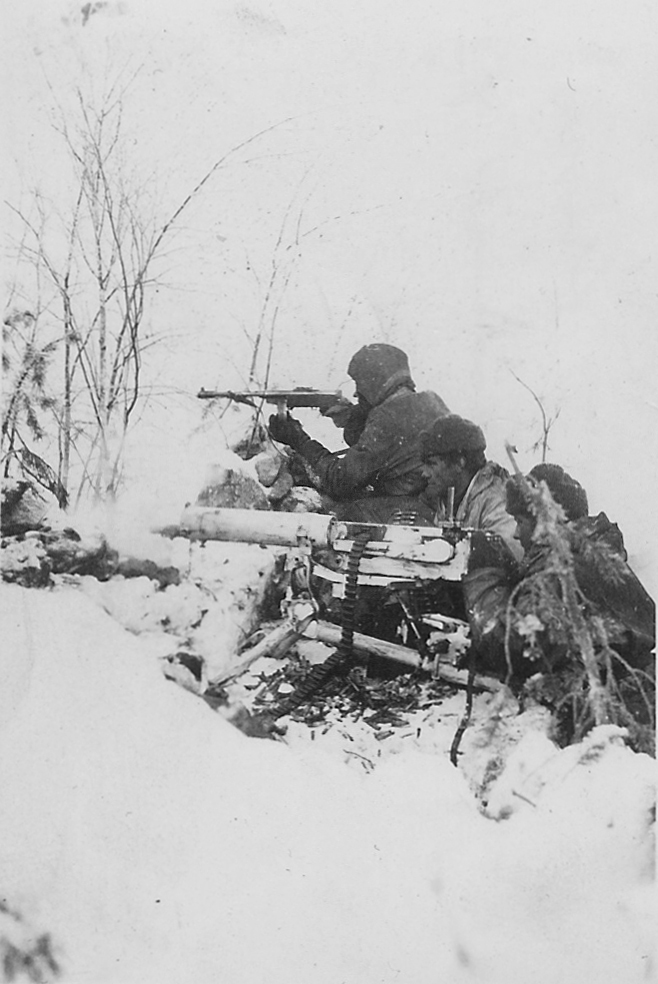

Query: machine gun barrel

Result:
[162,507,474,584]
[177,505,335,548]
[197,388,343,416]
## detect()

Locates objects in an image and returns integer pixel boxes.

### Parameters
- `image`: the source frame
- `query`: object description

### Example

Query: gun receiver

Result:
[197,388,343,416]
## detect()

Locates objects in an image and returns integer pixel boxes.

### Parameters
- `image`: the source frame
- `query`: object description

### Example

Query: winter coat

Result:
[428,461,523,562]
[296,375,449,523]
[301,387,449,522]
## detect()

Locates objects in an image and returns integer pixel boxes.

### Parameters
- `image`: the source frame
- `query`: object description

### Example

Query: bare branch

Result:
[509,369,561,463]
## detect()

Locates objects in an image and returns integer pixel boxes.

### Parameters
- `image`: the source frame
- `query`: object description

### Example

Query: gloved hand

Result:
[320,397,357,429]
[268,413,309,450]
[321,398,369,446]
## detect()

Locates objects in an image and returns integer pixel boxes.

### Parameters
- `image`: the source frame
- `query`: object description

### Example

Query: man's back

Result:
[351,388,449,498]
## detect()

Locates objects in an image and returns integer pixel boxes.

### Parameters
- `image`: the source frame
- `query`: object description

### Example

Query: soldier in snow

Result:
[267,343,450,524]
[418,413,523,562]
[463,464,655,745]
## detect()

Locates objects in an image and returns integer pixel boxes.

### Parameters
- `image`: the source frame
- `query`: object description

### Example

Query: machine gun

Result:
[177,505,469,577]
[170,506,504,696]
[197,387,344,417]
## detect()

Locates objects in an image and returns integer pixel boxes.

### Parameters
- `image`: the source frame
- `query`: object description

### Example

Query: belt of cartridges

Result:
[273,531,370,717]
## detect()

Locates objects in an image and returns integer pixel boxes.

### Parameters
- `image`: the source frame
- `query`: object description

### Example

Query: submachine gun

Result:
[197,388,343,416]
[174,506,504,712]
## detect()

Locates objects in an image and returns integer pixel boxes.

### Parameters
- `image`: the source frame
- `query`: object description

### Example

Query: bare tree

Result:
[7,79,295,503]
[8,84,163,500]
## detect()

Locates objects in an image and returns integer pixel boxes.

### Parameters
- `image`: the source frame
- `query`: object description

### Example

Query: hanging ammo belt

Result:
[271,530,371,718]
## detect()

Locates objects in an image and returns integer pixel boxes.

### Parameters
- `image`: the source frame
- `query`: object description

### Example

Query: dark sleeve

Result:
[296,413,394,501]
[462,561,533,677]
[463,567,514,651]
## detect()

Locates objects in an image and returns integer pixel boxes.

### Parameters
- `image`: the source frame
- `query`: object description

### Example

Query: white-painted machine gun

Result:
[171,506,505,693]
[177,506,472,583]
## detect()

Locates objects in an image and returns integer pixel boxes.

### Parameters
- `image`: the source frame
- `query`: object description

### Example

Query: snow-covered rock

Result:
[1,535,49,586]
[278,486,326,512]
[0,480,50,535]
[196,453,270,510]
[251,448,285,487]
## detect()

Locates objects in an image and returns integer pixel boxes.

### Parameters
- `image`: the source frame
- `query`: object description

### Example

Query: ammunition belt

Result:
[272,531,370,717]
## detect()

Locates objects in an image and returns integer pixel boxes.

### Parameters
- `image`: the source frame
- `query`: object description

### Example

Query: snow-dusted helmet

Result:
[347,344,414,407]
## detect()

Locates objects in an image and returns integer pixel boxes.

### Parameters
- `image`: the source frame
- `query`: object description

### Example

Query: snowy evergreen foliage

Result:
[1,310,66,506]
[505,477,655,754]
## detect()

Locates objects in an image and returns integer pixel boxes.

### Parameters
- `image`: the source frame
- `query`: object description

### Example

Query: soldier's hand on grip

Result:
[268,413,308,450]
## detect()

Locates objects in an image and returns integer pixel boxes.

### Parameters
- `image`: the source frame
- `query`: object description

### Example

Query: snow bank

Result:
[0,584,461,983]
[0,582,655,984]
[450,726,656,984]
[72,529,283,683]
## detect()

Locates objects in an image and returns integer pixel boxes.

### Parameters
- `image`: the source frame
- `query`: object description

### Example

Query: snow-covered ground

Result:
[1,535,655,983]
